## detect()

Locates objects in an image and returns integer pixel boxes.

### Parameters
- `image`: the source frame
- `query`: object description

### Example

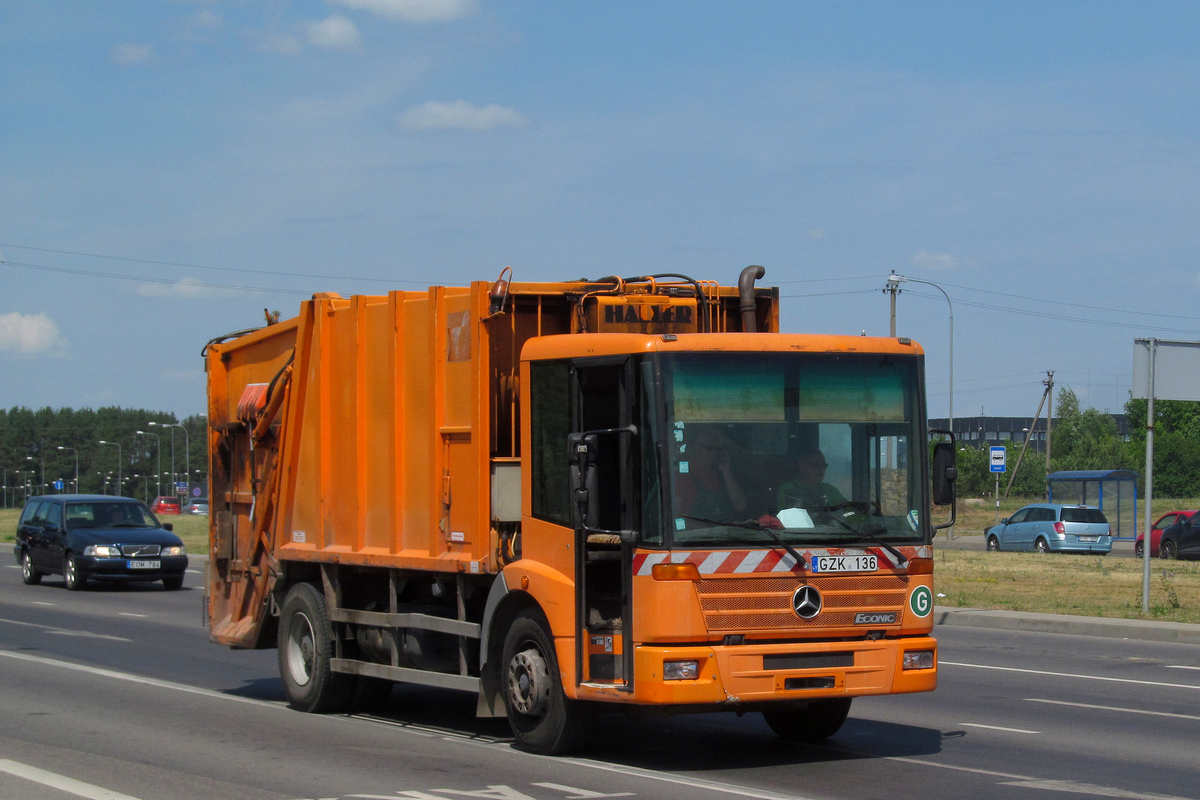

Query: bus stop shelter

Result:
[1046,469,1139,539]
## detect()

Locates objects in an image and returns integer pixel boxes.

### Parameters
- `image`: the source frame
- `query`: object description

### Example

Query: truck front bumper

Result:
[603,636,937,708]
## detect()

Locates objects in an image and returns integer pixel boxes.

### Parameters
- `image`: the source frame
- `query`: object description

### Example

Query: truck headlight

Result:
[84,545,121,557]
[903,650,935,670]
[663,660,700,680]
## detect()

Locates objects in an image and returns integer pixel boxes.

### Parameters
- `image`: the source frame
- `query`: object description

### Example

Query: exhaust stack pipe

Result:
[738,265,766,332]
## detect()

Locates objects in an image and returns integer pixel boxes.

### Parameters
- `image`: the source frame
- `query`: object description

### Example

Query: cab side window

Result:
[1007,509,1028,524]
[43,503,63,528]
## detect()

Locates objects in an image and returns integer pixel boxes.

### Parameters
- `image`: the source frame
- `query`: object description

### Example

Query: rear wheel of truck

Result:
[763,698,852,742]
[501,609,592,755]
[279,583,354,713]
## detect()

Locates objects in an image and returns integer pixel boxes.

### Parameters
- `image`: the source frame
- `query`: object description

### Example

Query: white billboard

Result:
[1133,338,1200,402]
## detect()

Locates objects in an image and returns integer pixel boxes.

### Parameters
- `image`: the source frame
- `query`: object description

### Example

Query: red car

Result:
[150,496,182,515]
[1136,510,1197,557]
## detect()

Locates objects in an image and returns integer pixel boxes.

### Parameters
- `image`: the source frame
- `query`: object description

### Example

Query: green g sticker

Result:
[909,585,933,618]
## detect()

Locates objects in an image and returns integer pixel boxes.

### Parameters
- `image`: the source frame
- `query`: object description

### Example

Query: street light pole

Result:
[57,446,79,493]
[97,440,122,495]
[885,272,954,434]
[135,431,162,499]
[153,421,190,499]
[25,455,45,494]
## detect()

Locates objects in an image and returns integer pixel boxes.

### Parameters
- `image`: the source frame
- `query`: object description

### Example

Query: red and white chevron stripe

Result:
[632,545,928,576]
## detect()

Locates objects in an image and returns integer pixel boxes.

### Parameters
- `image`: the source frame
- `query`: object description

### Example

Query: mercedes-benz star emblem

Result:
[792,585,822,619]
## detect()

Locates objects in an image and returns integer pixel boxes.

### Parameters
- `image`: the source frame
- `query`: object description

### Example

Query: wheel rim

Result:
[1135,542,1143,557]
[507,645,550,717]
[1036,540,1048,553]
[65,557,77,586]
[1163,541,1177,559]
[987,537,998,551]
[22,553,33,580]
[285,611,317,687]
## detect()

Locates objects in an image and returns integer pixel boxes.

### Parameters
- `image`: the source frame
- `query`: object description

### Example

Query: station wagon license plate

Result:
[128,560,160,569]
[1077,536,1099,543]
[811,554,877,573]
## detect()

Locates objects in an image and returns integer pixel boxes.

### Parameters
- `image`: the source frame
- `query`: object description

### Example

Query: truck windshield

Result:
[655,351,927,548]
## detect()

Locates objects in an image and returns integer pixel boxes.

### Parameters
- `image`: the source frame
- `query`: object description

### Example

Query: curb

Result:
[935,606,1200,645]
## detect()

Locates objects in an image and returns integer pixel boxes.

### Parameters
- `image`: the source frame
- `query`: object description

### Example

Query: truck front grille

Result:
[696,574,910,630]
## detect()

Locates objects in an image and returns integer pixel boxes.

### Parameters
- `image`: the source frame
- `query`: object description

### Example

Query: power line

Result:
[0,241,427,286]
[2,259,315,296]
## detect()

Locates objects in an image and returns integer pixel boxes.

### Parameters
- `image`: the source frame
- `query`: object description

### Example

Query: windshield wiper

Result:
[682,515,808,570]
[822,516,908,567]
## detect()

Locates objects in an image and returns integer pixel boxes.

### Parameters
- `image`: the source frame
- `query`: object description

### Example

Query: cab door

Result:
[570,357,637,691]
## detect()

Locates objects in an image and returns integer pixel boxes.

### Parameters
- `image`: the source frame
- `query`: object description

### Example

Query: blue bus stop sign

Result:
[989,446,1007,473]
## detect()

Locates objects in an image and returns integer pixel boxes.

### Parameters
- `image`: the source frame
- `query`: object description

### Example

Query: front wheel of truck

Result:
[763,698,852,742]
[279,582,354,713]
[501,609,592,755]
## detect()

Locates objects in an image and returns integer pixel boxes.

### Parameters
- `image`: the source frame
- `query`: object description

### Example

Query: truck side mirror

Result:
[931,441,957,507]
[567,433,599,530]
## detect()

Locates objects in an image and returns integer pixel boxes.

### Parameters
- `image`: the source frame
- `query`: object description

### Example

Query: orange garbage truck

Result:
[204,267,956,754]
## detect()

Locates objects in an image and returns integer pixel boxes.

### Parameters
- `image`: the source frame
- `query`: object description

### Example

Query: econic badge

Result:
[909,585,933,618]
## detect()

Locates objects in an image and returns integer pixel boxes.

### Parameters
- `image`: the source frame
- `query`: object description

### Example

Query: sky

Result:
[4,1,1200,423]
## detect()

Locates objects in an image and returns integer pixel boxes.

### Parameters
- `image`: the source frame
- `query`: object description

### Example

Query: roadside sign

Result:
[193,487,202,497]
[176,481,189,493]
[53,480,64,491]
[989,446,1007,473]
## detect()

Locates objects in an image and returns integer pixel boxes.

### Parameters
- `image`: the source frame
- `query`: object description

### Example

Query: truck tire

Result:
[763,698,852,742]
[501,609,592,755]
[279,583,354,713]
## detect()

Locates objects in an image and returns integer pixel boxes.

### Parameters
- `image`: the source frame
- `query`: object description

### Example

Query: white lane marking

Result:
[118,613,147,618]
[958,722,1040,734]
[1027,697,1200,722]
[0,650,813,800]
[886,758,1196,800]
[0,758,143,800]
[0,650,280,709]
[0,617,131,642]
[1166,665,1200,671]
[941,660,1200,690]
[32,601,56,606]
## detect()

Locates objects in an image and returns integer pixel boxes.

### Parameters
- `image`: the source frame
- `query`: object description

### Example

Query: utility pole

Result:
[884,272,904,337]
[1044,371,1055,472]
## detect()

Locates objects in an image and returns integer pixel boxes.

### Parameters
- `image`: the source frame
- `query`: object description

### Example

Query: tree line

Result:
[0,406,207,507]
[952,387,1200,499]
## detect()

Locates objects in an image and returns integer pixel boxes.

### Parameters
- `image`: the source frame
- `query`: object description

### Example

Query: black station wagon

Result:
[14,494,188,590]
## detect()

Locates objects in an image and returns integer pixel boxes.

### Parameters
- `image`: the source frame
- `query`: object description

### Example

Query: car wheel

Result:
[987,535,1000,552]
[21,551,43,585]
[1161,539,1178,560]
[278,582,354,713]
[1035,538,1050,554]
[63,554,87,591]
[1134,541,1144,558]
[162,575,184,591]
[763,698,853,742]
[502,609,593,755]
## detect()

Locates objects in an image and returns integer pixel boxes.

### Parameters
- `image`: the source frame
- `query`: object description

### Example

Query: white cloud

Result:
[134,278,238,298]
[329,0,478,23]
[398,100,527,131]
[113,44,153,65]
[0,312,67,356]
[910,250,958,271]
[306,15,362,51]
[259,32,303,56]
[190,10,222,30]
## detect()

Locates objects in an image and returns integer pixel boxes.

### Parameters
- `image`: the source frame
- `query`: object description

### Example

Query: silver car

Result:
[986,503,1111,554]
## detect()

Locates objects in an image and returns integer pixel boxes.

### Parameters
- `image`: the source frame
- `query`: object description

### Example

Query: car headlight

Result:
[84,545,121,557]
[161,545,186,556]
